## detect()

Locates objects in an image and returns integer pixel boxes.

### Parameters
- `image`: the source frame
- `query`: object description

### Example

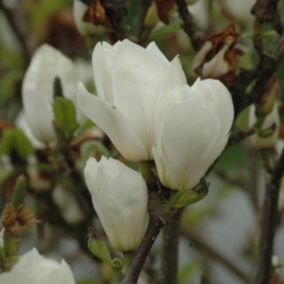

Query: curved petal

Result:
[109,40,169,152]
[77,83,148,160]
[92,42,116,103]
[23,95,55,144]
[22,44,81,143]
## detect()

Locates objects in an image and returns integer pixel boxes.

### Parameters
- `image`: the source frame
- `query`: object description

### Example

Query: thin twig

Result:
[175,0,202,50]
[123,216,164,284]
[228,128,255,147]
[253,149,284,284]
[181,229,251,284]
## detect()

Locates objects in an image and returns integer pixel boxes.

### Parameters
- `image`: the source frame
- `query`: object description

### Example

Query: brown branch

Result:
[253,149,284,284]
[161,209,182,284]
[175,0,202,50]
[181,229,251,284]
[232,1,284,116]
[123,215,164,284]
[228,128,255,147]
[251,0,280,23]
[0,1,31,64]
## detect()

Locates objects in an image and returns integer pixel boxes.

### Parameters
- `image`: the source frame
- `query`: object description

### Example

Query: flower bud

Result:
[248,103,280,149]
[0,248,75,284]
[84,157,149,251]
[78,39,186,161]
[153,78,234,191]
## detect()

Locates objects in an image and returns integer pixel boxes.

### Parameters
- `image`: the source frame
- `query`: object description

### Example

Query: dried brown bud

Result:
[192,24,243,86]
[16,205,34,228]
[2,203,17,228]
[83,0,110,27]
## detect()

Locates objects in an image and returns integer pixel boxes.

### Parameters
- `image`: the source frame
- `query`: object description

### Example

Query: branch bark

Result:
[175,0,202,50]
[123,215,164,284]
[253,149,284,284]
[161,209,182,284]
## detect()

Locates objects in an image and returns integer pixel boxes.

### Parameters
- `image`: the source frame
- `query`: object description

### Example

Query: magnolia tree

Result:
[0,0,283,284]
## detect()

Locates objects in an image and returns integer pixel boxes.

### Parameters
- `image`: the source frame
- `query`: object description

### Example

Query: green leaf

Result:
[53,97,78,140]
[170,181,208,208]
[11,176,26,207]
[0,128,33,159]
[87,239,112,264]
[111,257,124,269]
[149,21,181,39]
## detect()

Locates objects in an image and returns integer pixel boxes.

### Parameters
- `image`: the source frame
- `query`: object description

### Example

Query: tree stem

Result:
[123,216,164,284]
[253,149,284,284]
[161,209,182,284]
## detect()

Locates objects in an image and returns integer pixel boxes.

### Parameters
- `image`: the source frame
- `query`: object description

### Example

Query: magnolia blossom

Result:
[84,157,149,251]
[0,248,75,284]
[22,44,83,145]
[153,79,234,191]
[248,104,280,149]
[77,39,186,161]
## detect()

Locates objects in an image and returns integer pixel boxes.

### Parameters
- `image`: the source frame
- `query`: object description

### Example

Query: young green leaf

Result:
[0,129,33,160]
[53,97,78,140]
[87,238,112,264]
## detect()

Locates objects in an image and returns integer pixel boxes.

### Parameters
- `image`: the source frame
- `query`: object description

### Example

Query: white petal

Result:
[92,42,116,103]
[16,110,45,149]
[0,248,75,284]
[146,41,169,63]
[22,44,81,143]
[77,83,148,160]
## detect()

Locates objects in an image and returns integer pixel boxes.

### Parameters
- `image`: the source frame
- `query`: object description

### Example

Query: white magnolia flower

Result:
[78,39,186,161]
[0,248,75,284]
[84,156,149,251]
[153,79,234,191]
[248,103,280,149]
[22,44,83,145]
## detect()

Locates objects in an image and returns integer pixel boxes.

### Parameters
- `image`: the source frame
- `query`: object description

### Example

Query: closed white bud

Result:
[248,103,280,149]
[153,79,234,191]
[77,39,186,161]
[84,157,149,251]
[0,248,75,284]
